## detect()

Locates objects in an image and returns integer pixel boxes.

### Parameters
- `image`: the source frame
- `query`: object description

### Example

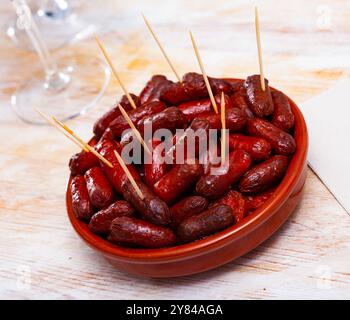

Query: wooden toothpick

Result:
[117,104,151,155]
[34,108,89,152]
[113,150,144,200]
[142,14,181,82]
[52,116,114,168]
[189,31,218,114]
[95,34,137,109]
[220,92,226,164]
[255,6,265,91]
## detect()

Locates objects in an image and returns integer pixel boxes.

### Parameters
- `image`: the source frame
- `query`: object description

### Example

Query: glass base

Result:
[11,54,111,125]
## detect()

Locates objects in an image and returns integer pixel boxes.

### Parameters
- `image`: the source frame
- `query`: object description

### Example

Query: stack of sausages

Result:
[69,73,296,249]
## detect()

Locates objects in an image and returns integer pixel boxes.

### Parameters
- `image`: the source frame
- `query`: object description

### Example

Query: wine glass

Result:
[6,0,92,51]
[10,0,111,124]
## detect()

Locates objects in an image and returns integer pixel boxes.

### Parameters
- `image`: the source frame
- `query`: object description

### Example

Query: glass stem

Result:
[11,0,69,91]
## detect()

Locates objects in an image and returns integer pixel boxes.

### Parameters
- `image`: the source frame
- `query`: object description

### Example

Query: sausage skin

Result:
[84,167,114,209]
[171,196,208,227]
[121,179,171,226]
[153,160,204,204]
[177,205,234,243]
[239,155,289,193]
[70,175,94,220]
[109,216,177,248]
[247,118,296,156]
[196,150,252,199]
[88,200,135,234]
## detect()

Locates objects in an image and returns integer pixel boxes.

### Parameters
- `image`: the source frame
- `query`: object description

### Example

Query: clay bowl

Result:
[66,79,308,278]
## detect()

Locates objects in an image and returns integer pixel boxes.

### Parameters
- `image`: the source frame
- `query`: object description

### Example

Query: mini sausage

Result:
[138,106,185,133]
[70,175,94,220]
[69,150,100,176]
[121,179,171,226]
[210,190,247,223]
[196,149,252,199]
[198,107,247,132]
[153,160,204,204]
[271,90,295,131]
[171,196,208,227]
[93,93,140,137]
[247,118,296,156]
[177,205,234,243]
[228,134,271,161]
[246,188,276,213]
[239,155,289,193]
[84,167,114,209]
[109,216,177,248]
[170,118,210,162]
[88,200,135,234]
[96,139,140,194]
[244,75,274,117]
[109,101,166,138]
[161,72,232,105]
[144,139,167,188]
[139,75,173,105]
[178,93,233,124]
[230,87,254,119]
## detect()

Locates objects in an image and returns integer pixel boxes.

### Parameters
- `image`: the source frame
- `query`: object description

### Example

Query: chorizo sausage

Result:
[96,139,140,194]
[244,75,274,117]
[239,155,289,193]
[178,93,233,124]
[171,196,208,226]
[144,139,167,188]
[88,200,135,234]
[69,150,100,176]
[139,75,173,105]
[84,167,114,209]
[198,107,247,132]
[153,160,204,204]
[177,205,234,243]
[228,134,271,161]
[138,106,185,133]
[121,179,171,226]
[271,90,295,131]
[70,175,94,220]
[109,216,177,248]
[230,87,254,119]
[246,188,276,213]
[210,190,247,223]
[196,149,252,199]
[93,93,140,137]
[109,100,166,138]
[161,72,232,105]
[247,118,296,156]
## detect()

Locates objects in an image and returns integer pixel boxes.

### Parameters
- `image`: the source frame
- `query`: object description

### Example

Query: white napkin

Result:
[300,79,350,214]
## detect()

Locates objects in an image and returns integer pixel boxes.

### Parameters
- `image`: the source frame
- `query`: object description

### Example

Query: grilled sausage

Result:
[244,75,274,117]
[153,160,204,204]
[196,150,252,199]
[139,75,173,105]
[239,155,289,193]
[177,205,234,243]
[271,90,295,131]
[84,167,114,209]
[88,200,135,234]
[109,216,177,248]
[93,93,140,137]
[121,179,171,226]
[171,196,208,226]
[70,175,94,220]
[247,118,296,156]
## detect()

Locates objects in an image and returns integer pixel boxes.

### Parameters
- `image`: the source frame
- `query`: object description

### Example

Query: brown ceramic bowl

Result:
[66,79,308,278]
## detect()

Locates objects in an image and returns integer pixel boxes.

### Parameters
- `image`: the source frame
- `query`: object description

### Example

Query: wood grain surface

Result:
[0,0,349,299]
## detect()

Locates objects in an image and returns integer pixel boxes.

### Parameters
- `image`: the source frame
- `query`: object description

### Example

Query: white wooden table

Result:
[0,0,349,299]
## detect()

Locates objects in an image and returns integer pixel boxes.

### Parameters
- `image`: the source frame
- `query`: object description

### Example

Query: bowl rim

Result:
[66,79,308,262]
